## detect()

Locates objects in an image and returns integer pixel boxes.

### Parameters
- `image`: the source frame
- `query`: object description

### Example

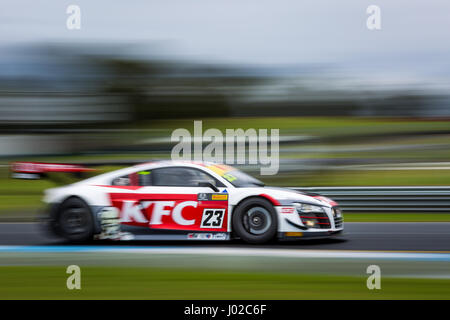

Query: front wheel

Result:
[232,198,278,244]
[56,197,94,242]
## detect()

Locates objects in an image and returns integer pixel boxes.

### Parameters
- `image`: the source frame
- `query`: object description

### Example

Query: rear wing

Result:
[10,161,95,180]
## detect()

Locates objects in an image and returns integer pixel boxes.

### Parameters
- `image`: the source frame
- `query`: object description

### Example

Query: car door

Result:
[111,166,229,233]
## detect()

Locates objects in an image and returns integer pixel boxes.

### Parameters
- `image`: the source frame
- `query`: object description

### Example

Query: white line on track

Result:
[0,246,449,261]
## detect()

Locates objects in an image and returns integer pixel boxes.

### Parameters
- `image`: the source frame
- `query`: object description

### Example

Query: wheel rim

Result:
[60,207,88,235]
[243,206,272,235]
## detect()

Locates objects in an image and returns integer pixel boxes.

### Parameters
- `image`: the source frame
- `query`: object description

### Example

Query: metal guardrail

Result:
[292,186,450,213]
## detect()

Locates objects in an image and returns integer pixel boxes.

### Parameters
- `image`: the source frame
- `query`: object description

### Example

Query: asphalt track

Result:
[0,222,449,251]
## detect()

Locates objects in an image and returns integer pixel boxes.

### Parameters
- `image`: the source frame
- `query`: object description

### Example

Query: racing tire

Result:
[56,197,94,243]
[232,198,278,244]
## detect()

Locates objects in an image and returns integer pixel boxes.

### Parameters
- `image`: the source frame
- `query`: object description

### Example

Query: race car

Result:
[33,160,343,243]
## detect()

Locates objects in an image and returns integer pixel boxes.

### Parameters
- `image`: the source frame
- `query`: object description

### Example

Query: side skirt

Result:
[121,224,230,241]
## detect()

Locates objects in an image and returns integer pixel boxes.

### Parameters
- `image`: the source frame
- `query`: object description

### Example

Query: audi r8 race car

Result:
[22,161,344,243]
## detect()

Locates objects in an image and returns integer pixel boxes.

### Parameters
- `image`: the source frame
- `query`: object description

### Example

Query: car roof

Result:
[132,160,221,170]
[77,160,235,186]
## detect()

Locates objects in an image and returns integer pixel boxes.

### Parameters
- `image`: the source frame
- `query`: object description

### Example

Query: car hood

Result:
[236,186,333,208]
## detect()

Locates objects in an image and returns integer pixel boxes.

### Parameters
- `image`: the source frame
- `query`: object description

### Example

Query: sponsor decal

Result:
[120,200,197,226]
[187,233,227,240]
[213,233,227,240]
[197,193,228,201]
[280,207,295,214]
[198,193,208,201]
[211,194,228,201]
[187,233,214,240]
[200,209,225,228]
[285,232,303,237]
[110,194,228,231]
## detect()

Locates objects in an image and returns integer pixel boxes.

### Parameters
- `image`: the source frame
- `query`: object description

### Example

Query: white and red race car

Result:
[27,160,343,243]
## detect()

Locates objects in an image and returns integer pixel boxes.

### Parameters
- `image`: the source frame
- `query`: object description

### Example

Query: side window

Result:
[111,171,148,186]
[136,170,152,186]
[112,174,132,186]
[152,167,224,187]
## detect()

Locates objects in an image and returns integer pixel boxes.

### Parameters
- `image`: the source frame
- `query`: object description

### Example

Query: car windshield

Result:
[224,169,265,187]
[206,164,265,187]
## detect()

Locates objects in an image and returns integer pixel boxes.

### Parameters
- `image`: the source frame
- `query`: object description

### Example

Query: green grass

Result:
[0,195,43,211]
[0,266,449,299]
[144,117,450,137]
[262,169,450,186]
[6,153,167,164]
[0,177,56,195]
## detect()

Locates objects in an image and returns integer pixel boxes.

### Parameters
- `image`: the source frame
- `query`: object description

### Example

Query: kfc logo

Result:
[120,200,197,226]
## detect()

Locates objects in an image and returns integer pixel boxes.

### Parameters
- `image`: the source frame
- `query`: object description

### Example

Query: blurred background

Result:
[0,0,449,221]
[0,0,450,300]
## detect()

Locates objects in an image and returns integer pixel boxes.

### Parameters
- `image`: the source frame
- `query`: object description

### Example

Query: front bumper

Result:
[276,205,344,233]
[278,229,344,241]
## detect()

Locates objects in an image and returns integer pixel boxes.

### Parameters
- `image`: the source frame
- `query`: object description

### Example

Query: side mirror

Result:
[198,182,219,192]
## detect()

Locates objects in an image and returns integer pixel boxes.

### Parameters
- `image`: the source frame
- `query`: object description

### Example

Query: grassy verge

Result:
[143,117,450,137]
[262,169,450,186]
[0,266,449,299]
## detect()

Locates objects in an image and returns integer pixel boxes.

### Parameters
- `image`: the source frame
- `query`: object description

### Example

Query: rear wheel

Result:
[56,197,94,242]
[232,198,277,244]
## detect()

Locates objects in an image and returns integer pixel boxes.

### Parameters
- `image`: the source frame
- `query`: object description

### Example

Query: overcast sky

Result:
[1,0,449,76]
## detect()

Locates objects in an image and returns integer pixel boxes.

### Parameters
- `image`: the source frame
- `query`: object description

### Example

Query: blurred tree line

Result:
[0,44,447,133]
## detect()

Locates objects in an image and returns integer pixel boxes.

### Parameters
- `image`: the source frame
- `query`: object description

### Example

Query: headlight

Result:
[304,220,316,227]
[293,202,325,213]
[333,207,343,218]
